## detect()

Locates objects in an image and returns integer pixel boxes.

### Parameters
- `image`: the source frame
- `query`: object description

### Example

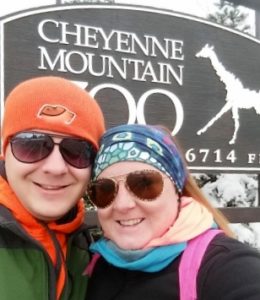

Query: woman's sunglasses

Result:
[87,169,168,208]
[9,131,96,169]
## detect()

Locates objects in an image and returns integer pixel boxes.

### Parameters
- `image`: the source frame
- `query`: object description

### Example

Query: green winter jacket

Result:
[0,175,90,300]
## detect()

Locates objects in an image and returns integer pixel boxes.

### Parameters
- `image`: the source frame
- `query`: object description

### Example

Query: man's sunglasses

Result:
[9,131,96,169]
[87,169,168,208]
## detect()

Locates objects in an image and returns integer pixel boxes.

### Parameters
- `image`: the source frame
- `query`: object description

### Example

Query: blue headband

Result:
[93,124,187,192]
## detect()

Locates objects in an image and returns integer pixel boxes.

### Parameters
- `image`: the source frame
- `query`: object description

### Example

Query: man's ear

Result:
[0,160,7,181]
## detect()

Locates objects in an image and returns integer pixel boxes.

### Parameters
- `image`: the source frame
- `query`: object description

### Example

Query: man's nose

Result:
[41,144,68,175]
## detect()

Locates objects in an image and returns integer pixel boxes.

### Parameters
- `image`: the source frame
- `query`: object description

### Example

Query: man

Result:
[0,76,105,299]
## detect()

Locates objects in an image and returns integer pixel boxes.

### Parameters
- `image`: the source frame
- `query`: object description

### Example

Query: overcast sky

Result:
[117,0,217,17]
[0,0,255,36]
[0,0,54,16]
[0,0,218,18]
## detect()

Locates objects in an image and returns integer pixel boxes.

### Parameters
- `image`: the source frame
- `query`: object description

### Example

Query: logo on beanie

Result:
[37,104,76,125]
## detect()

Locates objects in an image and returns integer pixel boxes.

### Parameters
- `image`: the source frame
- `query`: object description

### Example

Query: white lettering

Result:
[38,19,59,43]
[89,83,137,124]
[248,153,256,163]
[38,18,184,60]
[136,89,184,135]
[38,47,183,85]
[64,51,88,74]
[38,46,67,72]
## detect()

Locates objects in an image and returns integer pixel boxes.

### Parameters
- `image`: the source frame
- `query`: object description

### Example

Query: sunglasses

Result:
[9,131,96,169]
[87,169,168,208]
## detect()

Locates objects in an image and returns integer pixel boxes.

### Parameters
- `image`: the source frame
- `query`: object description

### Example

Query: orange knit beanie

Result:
[2,76,105,153]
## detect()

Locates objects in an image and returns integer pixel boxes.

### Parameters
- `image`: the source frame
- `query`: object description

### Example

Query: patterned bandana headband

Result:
[93,124,187,193]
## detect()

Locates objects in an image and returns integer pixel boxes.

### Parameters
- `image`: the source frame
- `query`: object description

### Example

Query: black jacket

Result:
[86,234,260,300]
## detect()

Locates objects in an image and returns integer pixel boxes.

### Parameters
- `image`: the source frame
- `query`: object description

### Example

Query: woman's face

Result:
[97,161,179,250]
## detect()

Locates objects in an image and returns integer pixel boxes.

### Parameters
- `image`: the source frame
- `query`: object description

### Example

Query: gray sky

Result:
[0,0,255,35]
[0,0,216,18]
[117,0,216,17]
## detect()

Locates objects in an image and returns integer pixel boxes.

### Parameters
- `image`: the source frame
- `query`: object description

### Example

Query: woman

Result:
[86,124,260,300]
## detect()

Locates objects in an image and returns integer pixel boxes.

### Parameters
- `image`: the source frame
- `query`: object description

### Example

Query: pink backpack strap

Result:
[83,253,101,276]
[179,229,222,300]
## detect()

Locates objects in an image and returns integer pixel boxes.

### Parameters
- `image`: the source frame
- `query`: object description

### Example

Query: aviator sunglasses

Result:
[9,131,96,169]
[87,169,169,208]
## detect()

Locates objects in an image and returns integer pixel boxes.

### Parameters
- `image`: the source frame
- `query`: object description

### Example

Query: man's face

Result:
[5,132,91,222]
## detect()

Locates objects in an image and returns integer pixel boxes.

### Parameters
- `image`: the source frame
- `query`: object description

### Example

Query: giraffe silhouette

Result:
[195,44,260,144]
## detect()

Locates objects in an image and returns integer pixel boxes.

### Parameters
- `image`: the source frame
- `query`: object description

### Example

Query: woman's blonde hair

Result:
[183,174,234,237]
[157,125,234,238]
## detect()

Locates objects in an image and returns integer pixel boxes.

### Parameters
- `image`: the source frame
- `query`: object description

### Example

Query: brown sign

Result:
[1,5,260,172]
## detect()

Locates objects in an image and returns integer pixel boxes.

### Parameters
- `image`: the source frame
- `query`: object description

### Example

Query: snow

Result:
[194,173,260,248]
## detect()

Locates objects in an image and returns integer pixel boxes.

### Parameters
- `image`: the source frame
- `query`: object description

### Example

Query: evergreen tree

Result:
[207,0,250,33]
